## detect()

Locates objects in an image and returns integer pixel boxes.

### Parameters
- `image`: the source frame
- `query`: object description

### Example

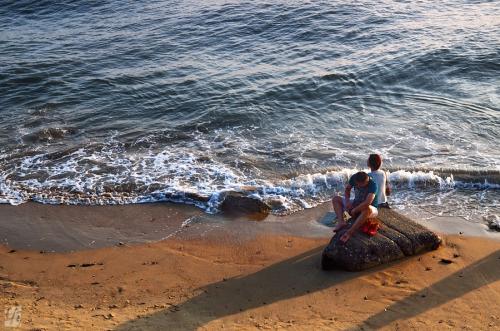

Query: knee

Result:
[359,207,370,216]
[332,196,342,204]
[369,207,378,218]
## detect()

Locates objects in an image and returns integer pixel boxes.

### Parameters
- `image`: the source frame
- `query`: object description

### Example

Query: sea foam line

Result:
[1,165,498,216]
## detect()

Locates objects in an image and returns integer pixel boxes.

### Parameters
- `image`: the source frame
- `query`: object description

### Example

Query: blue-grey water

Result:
[0,1,499,224]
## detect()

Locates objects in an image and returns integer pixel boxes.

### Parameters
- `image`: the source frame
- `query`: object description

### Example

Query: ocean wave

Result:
[0,143,498,216]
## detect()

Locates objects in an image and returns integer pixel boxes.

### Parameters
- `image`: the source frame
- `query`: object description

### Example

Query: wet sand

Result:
[1,203,499,330]
[0,202,335,252]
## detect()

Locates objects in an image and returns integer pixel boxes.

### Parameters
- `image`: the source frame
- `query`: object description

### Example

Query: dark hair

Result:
[353,171,369,183]
[368,154,382,170]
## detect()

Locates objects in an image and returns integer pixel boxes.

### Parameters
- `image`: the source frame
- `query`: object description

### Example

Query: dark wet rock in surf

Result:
[184,192,211,203]
[22,127,77,143]
[487,221,500,232]
[321,209,441,271]
[484,215,500,232]
[220,192,271,218]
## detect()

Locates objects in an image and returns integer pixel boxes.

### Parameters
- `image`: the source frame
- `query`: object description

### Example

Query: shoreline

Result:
[0,201,497,253]
[0,201,336,252]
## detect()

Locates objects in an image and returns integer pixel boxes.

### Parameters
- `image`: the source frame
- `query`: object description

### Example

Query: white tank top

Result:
[369,170,387,205]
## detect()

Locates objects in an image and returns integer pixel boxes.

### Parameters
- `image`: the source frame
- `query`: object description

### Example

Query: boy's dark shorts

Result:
[378,202,390,209]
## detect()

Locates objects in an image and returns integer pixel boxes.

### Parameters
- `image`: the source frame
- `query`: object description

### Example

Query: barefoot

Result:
[333,221,347,233]
[340,231,352,243]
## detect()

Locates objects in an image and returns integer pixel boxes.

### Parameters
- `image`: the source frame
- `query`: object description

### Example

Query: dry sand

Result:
[1,203,499,330]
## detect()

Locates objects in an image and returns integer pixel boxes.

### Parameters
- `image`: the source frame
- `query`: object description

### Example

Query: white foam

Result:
[0,139,498,222]
[388,170,455,189]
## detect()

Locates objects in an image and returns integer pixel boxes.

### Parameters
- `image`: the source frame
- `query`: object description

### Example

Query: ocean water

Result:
[0,1,498,224]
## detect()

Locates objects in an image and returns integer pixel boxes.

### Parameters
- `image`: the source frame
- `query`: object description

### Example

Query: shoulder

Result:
[368,171,381,181]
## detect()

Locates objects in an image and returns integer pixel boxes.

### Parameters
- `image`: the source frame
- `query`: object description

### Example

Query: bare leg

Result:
[332,196,347,232]
[340,206,376,242]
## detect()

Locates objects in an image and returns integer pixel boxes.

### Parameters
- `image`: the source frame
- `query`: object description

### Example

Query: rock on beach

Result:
[322,209,442,271]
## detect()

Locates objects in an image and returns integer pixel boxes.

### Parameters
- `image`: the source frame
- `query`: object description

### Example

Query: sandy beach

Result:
[1,203,499,330]
[2,1,499,330]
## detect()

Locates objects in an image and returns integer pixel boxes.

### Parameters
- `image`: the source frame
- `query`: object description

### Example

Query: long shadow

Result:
[114,246,367,330]
[356,250,500,330]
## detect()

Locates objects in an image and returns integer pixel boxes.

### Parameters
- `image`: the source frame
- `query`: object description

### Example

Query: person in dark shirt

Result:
[331,171,379,242]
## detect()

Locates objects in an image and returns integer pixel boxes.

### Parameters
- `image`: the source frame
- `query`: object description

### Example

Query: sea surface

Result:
[0,1,499,225]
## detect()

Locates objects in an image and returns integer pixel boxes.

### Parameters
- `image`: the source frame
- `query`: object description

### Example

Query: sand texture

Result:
[1,229,499,330]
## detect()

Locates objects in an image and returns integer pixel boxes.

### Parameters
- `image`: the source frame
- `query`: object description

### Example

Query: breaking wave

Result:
[0,138,498,219]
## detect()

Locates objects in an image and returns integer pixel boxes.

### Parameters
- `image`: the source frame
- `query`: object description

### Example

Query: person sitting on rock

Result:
[331,171,379,243]
[367,153,391,208]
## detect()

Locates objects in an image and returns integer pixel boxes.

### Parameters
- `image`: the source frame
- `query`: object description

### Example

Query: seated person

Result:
[367,153,391,208]
[331,171,379,243]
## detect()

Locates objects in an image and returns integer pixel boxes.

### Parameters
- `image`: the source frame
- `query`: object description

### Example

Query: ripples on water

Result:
[0,1,499,222]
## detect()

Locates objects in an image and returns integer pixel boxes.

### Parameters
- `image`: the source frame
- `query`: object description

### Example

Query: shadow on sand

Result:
[114,246,363,330]
[114,248,500,330]
[355,249,500,330]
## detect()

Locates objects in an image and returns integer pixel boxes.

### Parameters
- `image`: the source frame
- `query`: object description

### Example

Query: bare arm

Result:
[344,184,352,201]
[344,184,353,211]
[340,192,377,242]
[351,192,375,214]
[346,210,369,236]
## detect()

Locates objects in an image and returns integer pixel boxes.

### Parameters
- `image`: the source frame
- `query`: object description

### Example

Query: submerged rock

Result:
[321,209,441,271]
[184,192,211,203]
[484,215,500,232]
[219,192,271,219]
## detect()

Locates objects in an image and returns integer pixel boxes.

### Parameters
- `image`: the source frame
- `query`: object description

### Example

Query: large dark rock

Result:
[219,191,271,219]
[321,209,441,271]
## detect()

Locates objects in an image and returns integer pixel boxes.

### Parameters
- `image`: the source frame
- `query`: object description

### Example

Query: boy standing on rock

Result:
[332,171,379,243]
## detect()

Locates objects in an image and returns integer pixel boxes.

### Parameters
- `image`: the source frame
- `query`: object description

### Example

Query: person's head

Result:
[367,154,382,171]
[353,171,369,187]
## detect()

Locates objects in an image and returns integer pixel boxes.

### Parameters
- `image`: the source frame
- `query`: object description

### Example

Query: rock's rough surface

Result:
[321,209,441,271]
